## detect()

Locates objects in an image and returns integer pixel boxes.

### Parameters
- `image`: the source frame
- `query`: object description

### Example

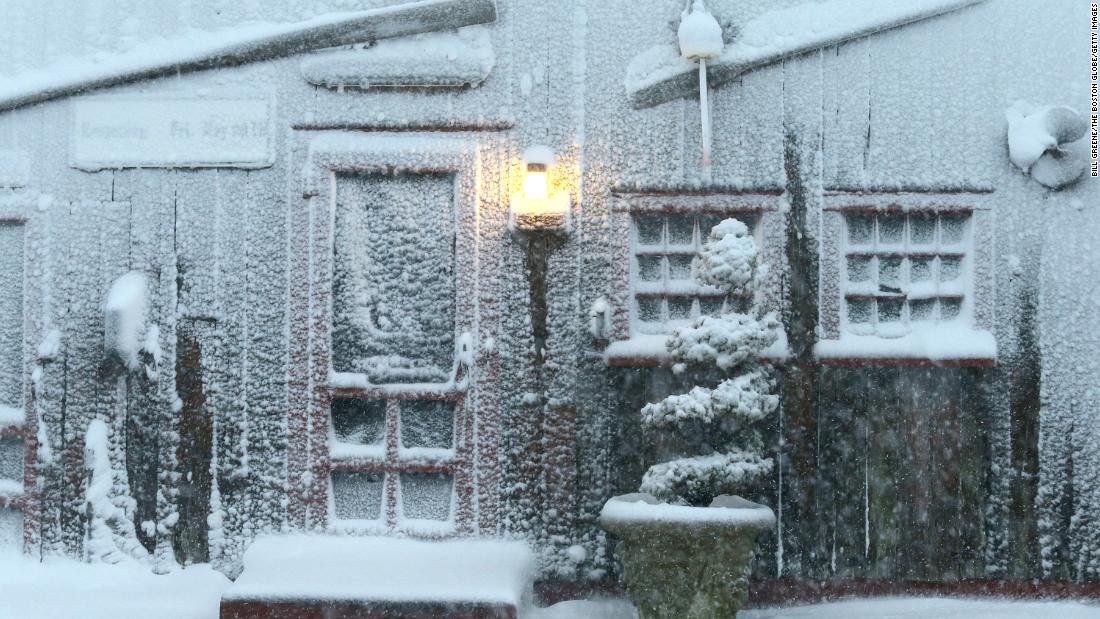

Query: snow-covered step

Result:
[221,535,535,619]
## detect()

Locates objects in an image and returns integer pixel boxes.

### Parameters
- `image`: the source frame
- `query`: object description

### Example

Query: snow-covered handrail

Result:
[626,0,986,109]
[0,0,497,113]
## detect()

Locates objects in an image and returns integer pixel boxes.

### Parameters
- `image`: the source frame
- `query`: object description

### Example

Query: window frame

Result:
[817,191,995,367]
[605,191,786,367]
[840,208,973,336]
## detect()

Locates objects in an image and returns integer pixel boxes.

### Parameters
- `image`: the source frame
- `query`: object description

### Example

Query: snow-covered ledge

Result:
[300,26,494,89]
[814,325,996,367]
[605,330,790,368]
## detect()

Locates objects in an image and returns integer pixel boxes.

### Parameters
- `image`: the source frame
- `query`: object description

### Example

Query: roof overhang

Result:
[0,0,497,113]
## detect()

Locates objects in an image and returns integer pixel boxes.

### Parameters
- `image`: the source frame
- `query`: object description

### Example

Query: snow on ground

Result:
[3,559,1100,619]
[533,597,1100,619]
[741,597,1100,618]
[0,558,229,619]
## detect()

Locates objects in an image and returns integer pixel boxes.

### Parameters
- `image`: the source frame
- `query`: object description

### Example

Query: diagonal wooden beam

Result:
[626,0,986,109]
[0,0,497,113]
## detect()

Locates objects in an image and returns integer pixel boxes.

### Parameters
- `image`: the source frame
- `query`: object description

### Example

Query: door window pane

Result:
[400,473,453,521]
[400,401,454,450]
[331,399,385,446]
[332,471,384,520]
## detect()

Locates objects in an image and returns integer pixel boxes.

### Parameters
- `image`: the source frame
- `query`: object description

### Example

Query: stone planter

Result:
[599,493,775,619]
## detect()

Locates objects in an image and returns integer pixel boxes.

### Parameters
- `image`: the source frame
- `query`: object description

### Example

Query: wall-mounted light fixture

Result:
[510,144,570,234]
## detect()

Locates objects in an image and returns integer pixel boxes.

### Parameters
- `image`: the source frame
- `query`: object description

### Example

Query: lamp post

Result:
[678,0,723,178]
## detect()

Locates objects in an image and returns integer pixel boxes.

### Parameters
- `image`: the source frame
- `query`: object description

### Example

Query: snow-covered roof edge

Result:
[627,0,986,109]
[0,0,497,113]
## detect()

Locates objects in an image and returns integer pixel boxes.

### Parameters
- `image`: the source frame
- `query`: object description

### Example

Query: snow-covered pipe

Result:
[678,0,723,177]
[699,60,712,170]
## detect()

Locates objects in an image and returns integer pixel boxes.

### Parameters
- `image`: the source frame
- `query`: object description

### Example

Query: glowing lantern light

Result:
[523,145,552,200]
[510,144,570,234]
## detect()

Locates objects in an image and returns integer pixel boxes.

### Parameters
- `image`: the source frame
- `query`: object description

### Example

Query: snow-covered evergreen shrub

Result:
[639,219,780,506]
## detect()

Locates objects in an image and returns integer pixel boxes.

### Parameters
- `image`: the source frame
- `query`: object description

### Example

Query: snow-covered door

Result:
[328,172,469,535]
[290,134,493,536]
[0,222,25,554]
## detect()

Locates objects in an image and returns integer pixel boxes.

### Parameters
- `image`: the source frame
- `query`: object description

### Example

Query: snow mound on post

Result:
[677,0,724,61]
[83,419,146,564]
[104,272,148,371]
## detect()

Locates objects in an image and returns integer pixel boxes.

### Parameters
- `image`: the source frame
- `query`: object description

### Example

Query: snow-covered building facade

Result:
[0,0,1094,587]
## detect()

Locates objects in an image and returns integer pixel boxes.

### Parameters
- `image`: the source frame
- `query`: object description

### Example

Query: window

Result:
[631,212,758,335]
[842,210,971,337]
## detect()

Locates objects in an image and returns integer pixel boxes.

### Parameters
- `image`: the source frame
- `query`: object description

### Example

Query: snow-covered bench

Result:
[220,535,535,619]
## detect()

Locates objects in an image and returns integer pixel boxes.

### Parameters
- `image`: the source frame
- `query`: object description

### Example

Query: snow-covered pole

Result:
[698,59,712,169]
[678,0,723,179]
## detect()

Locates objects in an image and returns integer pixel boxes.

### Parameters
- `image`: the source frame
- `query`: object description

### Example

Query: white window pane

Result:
[667,256,693,281]
[667,216,694,246]
[878,258,903,293]
[910,299,936,322]
[637,256,662,282]
[910,213,936,246]
[847,299,874,324]
[940,256,962,282]
[847,256,873,283]
[878,215,905,245]
[940,214,968,245]
[941,298,963,320]
[636,298,661,323]
[910,257,933,282]
[635,215,663,246]
[699,297,723,317]
[332,471,384,520]
[400,473,453,521]
[667,297,693,320]
[878,299,904,323]
[846,214,874,246]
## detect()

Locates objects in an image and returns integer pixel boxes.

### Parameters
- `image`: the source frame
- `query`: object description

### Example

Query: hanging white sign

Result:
[70,96,274,170]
